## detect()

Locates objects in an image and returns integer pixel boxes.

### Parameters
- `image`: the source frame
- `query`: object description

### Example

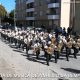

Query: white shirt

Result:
[49,34,52,38]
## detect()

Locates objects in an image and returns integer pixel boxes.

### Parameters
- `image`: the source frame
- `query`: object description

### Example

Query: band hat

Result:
[78,39,80,42]
[59,40,62,43]
[44,46,48,49]
[49,34,52,38]
[48,41,51,44]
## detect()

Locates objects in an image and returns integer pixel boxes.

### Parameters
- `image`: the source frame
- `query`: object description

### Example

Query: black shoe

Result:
[67,59,69,61]
[74,57,77,59]
[55,61,57,63]
[47,63,49,66]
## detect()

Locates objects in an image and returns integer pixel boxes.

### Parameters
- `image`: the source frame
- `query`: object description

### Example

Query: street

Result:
[0,38,80,80]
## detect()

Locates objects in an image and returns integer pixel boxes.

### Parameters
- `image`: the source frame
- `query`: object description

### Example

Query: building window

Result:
[40,11,43,16]
[27,2,34,9]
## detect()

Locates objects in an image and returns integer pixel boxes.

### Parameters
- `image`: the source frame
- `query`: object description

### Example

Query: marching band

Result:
[0,28,80,66]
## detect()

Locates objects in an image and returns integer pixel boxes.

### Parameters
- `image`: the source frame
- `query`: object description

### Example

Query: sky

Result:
[0,0,15,13]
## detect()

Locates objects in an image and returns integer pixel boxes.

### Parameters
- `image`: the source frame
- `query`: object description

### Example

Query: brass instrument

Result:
[77,42,80,48]
[58,43,63,52]
[77,39,80,43]
[46,47,52,54]
[75,42,80,49]
[51,37,56,44]
[54,44,62,52]
[77,39,80,48]
[33,43,41,53]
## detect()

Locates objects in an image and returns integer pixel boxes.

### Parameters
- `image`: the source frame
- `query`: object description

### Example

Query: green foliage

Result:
[9,10,14,18]
[0,5,7,18]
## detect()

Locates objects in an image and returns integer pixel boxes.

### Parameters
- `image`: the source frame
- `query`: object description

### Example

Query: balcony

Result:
[26,0,34,4]
[48,15,59,19]
[48,3,59,8]
[26,8,35,12]
[26,17,35,20]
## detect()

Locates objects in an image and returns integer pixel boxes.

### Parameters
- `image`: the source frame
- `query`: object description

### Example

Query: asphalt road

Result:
[0,37,80,80]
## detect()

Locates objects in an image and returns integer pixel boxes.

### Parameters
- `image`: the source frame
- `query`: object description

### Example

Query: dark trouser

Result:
[18,42,30,57]
[45,51,52,66]
[73,47,79,58]
[6,35,9,42]
[10,37,14,44]
[17,40,22,49]
[23,44,30,57]
[20,41,24,51]
[14,38,17,46]
[36,49,40,59]
[54,50,59,63]
[26,45,29,54]
[8,37,12,43]
[61,44,66,53]
[66,47,71,61]
[22,43,25,51]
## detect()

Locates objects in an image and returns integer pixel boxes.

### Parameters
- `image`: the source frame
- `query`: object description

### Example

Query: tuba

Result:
[51,36,56,44]
[46,46,52,54]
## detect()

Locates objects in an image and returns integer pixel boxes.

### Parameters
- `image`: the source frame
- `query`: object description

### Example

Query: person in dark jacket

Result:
[62,27,67,37]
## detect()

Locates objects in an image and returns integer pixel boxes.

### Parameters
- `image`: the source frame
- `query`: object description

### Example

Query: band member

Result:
[1,28,80,65]
[34,41,40,59]
[54,42,61,63]
[66,38,72,61]
[51,36,56,44]
[44,42,52,66]
[14,31,18,46]
[72,39,79,59]
[8,31,14,44]
[24,36,30,57]
[77,37,80,50]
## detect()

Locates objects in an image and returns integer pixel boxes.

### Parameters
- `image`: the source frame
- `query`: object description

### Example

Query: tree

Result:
[0,4,7,18]
[0,4,7,25]
[9,10,14,18]
[3,10,14,25]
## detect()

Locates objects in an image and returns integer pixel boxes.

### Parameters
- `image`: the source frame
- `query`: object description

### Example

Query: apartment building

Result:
[61,0,80,34]
[26,0,35,27]
[15,0,60,29]
[15,0,26,26]
[15,0,80,34]
[36,0,60,29]
[72,0,80,34]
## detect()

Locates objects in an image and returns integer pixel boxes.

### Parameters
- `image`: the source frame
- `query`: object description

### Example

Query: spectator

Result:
[62,27,67,36]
